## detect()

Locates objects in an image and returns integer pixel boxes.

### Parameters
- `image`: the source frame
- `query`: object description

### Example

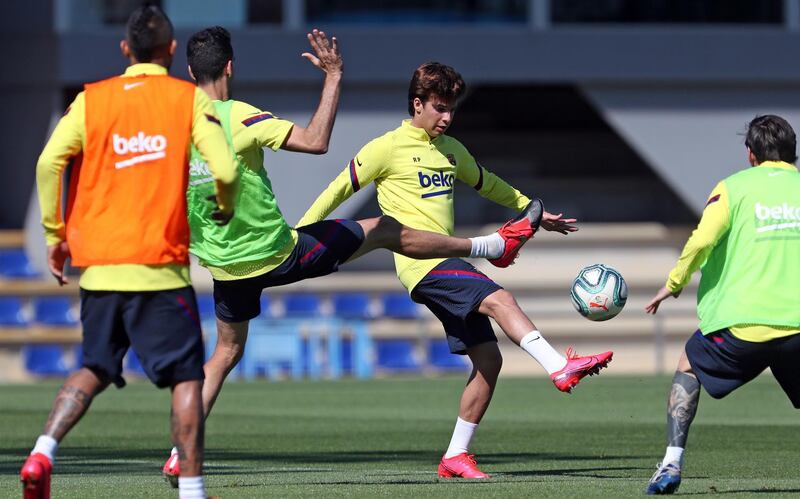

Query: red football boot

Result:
[550,347,613,393]
[20,453,52,499]
[162,451,180,488]
[489,198,544,268]
[438,453,490,479]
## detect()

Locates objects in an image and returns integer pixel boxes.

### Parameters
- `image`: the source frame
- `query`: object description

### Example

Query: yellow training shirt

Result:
[36,63,237,291]
[299,119,530,291]
[666,160,798,342]
[202,99,299,281]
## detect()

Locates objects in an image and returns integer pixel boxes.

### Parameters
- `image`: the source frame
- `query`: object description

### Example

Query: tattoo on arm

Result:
[44,385,94,441]
[666,371,701,448]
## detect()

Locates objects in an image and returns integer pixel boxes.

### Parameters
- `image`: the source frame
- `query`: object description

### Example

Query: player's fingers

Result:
[307,30,323,55]
[331,36,338,54]
[317,30,330,49]
[301,53,321,67]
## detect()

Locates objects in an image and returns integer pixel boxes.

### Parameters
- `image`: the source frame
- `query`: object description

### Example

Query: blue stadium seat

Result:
[332,293,371,319]
[196,294,216,321]
[33,297,78,326]
[0,297,28,326]
[283,293,322,318]
[124,349,147,376]
[428,339,469,371]
[0,249,40,279]
[241,319,303,380]
[23,345,72,376]
[259,294,273,318]
[375,339,420,372]
[332,293,374,379]
[381,293,419,319]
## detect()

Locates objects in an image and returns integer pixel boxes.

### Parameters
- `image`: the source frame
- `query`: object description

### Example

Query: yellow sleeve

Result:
[37,92,86,245]
[191,88,238,212]
[231,101,294,152]
[455,144,530,211]
[297,138,389,227]
[666,182,730,292]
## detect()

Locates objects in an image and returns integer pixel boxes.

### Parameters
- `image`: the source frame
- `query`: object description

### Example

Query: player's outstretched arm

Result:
[645,286,681,314]
[282,29,343,154]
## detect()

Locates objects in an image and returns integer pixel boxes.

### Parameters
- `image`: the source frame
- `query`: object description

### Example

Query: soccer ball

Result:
[570,264,627,321]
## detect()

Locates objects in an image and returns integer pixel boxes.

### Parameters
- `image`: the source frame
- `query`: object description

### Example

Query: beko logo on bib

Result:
[112,132,168,169]
[754,202,800,233]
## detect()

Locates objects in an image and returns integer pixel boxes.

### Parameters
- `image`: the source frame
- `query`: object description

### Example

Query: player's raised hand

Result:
[301,28,342,76]
[540,211,578,235]
[645,286,681,314]
[47,241,70,286]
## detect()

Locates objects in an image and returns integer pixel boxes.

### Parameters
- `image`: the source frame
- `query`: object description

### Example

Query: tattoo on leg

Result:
[666,371,700,448]
[44,385,94,441]
[170,408,185,461]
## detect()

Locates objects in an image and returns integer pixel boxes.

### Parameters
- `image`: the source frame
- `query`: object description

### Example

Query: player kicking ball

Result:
[299,62,613,478]
[162,27,541,485]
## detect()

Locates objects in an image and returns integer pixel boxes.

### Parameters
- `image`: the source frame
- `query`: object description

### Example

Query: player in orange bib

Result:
[20,6,237,499]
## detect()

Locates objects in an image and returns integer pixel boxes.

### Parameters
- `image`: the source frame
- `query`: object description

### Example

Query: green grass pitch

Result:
[1,375,798,497]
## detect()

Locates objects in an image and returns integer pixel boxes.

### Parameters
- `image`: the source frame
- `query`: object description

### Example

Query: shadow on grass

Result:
[681,488,800,495]
[0,447,646,478]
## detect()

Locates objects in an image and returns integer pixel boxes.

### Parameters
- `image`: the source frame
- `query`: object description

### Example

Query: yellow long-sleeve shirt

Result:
[36,63,238,291]
[299,119,530,291]
[667,160,798,342]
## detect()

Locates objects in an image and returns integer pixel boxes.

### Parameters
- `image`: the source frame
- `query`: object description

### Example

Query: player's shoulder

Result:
[439,134,469,152]
[229,100,265,119]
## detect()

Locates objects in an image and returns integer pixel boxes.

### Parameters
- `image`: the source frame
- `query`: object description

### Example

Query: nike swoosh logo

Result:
[356,157,362,167]
[768,171,783,177]
[123,82,144,91]
[523,336,541,345]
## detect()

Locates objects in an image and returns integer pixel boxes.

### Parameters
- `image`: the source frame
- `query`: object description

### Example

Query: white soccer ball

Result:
[570,264,627,321]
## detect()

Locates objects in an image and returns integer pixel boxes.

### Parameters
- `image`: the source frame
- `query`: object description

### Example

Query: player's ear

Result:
[225,60,233,78]
[187,65,196,82]
[120,40,130,58]
[413,97,424,115]
[747,147,757,166]
[168,39,177,56]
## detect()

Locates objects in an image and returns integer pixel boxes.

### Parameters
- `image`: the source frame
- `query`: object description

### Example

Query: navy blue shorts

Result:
[686,329,800,408]
[213,219,365,322]
[80,287,205,389]
[410,259,502,355]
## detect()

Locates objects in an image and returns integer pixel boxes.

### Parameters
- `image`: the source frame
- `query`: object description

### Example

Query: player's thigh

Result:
[346,217,386,261]
[411,260,500,355]
[770,332,800,408]
[79,290,130,388]
[213,277,264,324]
[122,287,205,388]
[685,329,768,399]
[266,220,365,282]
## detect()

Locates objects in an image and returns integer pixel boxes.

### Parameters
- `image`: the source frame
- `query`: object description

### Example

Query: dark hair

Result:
[407,62,466,116]
[187,26,233,85]
[745,115,798,164]
[125,4,174,62]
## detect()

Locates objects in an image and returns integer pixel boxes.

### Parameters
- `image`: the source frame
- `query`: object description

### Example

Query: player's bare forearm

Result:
[284,29,342,154]
[283,73,341,154]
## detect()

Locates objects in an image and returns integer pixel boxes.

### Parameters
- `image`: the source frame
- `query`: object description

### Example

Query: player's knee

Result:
[367,216,403,250]
[470,345,503,377]
[482,290,519,317]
